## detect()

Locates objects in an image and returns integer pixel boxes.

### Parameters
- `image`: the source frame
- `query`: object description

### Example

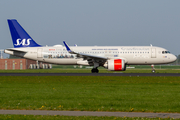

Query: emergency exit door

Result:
[151,48,156,58]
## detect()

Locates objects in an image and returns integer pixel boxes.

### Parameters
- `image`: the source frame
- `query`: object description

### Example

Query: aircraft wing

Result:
[63,41,108,60]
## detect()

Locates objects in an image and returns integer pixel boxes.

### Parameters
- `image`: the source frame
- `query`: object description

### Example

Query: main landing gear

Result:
[91,68,99,73]
[151,64,155,73]
[91,62,99,73]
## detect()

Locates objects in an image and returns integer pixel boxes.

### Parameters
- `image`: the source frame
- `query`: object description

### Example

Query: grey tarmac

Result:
[0,73,180,76]
[0,110,180,118]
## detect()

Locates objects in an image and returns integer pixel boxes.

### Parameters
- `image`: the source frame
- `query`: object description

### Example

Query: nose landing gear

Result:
[151,64,155,73]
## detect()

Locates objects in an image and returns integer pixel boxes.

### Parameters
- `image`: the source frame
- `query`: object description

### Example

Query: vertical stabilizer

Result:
[7,19,41,48]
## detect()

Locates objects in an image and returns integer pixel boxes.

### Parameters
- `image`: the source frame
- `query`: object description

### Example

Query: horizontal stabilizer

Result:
[5,48,27,53]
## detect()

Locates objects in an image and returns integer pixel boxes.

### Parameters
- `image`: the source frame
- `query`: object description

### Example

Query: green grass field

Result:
[0,76,180,113]
[0,115,179,120]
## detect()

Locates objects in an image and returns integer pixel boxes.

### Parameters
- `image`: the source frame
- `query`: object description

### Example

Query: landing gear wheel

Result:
[152,70,156,73]
[91,68,99,73]
[151,64,155,73]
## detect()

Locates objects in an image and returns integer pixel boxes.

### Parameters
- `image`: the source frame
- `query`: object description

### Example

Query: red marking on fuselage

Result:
[49,49,55,51]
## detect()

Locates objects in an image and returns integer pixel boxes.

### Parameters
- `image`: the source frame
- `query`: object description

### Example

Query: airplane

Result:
[4,19,177,73]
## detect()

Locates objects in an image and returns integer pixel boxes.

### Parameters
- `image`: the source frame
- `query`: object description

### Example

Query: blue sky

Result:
[0,0,180,57]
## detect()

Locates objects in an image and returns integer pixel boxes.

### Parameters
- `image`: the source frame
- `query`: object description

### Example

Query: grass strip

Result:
[0,76,180,113]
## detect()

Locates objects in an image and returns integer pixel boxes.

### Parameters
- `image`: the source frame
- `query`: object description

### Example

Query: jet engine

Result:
[104,59,126,71]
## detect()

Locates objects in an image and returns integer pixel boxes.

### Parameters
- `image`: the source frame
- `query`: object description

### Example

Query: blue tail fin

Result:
[7,19,41,48]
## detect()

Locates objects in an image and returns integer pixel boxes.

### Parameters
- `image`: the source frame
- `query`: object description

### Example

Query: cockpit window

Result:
[162,51,170,54]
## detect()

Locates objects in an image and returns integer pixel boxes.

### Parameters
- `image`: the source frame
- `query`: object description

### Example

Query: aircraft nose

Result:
[171,54,177,62]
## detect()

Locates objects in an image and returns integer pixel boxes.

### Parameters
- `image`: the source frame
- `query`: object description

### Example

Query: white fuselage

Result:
[5,45,177,66]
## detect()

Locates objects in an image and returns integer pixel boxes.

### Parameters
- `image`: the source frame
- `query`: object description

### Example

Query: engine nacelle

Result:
[104,59,126,71]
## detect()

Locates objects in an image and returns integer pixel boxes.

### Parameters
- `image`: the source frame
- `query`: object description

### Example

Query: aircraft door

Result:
[37,48,43,58]
[151,48,156,58]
